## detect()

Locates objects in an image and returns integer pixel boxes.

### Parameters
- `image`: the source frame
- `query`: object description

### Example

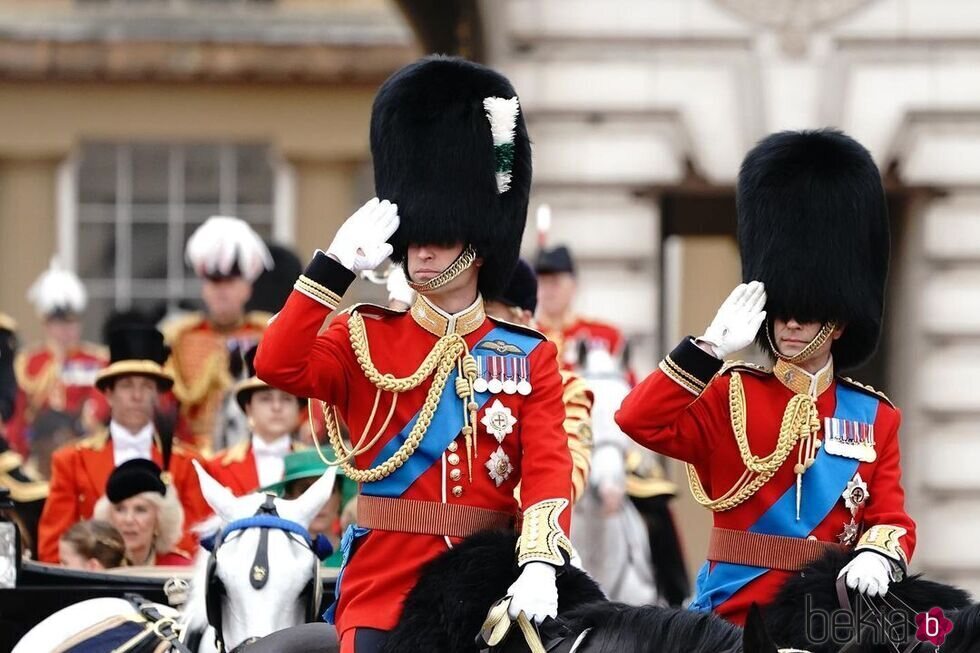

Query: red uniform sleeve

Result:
[615,338,726,466]
[254,252,358,407]
[37,446,80,562]
[857,405,916,569]
[172,450,212,532]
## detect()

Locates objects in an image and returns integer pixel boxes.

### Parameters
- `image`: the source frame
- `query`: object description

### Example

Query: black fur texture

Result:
[371,56,532,298]
[381,530,603,653]
[764,549,973,652]
[737,129,890,370]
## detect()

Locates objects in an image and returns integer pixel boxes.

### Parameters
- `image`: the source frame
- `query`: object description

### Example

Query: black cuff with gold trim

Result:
[658,338,723,395]
[293,251,356,309]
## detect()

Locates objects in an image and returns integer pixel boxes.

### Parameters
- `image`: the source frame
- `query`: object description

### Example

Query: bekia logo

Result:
[915,607,954,646]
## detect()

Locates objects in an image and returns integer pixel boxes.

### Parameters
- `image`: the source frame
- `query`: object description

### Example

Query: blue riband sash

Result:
[689,383,880,612]
[325,325,543,623]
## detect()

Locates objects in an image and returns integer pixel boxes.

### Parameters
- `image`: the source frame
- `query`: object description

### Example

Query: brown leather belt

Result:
[357,495,515,540]
[707,527,848,572]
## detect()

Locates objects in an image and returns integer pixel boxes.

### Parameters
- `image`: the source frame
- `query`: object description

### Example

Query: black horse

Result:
[381,530,976,653]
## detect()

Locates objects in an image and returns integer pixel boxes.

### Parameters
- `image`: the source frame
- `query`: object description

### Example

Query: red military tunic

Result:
[7,342,109,454]
[164,311,269,452]
[616,338,915,625]
[255,253,573,639]
[37,428,211,562]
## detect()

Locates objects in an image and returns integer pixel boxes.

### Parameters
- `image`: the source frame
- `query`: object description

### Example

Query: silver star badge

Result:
[481,399,517,443]
[842,473,869,513]
[839,519,860,546]
[485,446,513,486]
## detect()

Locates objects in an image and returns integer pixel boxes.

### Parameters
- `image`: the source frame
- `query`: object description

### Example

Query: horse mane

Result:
[381,530,605,653]
[944,602,980,652]
[180,515,224,636]
[764,549,972,653]
[563,601,742,653]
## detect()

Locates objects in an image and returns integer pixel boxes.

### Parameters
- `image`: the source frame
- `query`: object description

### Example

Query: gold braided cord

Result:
[686,371,820,512]
[406,246,477,293]
[308,311,475,483]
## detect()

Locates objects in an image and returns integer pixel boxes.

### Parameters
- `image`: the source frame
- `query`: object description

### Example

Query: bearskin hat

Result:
[737,129,890,370]
[372,55,532,298]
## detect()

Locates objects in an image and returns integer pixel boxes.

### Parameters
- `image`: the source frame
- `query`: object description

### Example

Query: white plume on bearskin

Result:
[27,257,87,317]
[185,216,273,282]
[483,96,520,193]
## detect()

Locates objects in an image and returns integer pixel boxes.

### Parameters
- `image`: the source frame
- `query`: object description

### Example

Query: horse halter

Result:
[203,494,332,653]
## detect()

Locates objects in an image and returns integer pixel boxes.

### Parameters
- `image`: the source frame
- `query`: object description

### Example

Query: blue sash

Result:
[689,383,880,612]
[324,324,543,622]
[361,326,543,498]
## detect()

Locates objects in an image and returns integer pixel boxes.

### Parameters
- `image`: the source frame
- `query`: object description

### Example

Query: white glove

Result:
[385,264,415,306]
[506,562,558,624]
[838,551,894,597]
[697,281,768,359]
[326,198,399,273]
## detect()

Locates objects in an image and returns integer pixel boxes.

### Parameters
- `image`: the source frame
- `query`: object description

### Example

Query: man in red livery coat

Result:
[37,324,209,562]
[207,347,304,496]
[616,130,915,626]
[256,57,573,653]
[7,260,109,455]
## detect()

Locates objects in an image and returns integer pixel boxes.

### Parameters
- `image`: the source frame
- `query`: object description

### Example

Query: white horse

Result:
[180,460,337,652]
[13,460,336,653]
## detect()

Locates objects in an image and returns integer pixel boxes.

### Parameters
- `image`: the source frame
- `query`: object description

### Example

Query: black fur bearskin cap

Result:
[371,55,532,298]
[737,129,890,370]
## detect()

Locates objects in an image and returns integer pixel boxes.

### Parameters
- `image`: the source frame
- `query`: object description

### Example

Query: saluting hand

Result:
[326,198,400,273]
[697,281,767,359]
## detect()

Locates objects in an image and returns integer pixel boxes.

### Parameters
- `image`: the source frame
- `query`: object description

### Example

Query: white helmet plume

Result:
[185,216,274,283]
[27,258,87,317]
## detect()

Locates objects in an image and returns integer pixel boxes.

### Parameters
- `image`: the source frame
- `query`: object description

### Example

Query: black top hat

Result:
[95,324,173,391]
[106,458,167,504]
[534,246,576,275]
[737,129,889,370]
[374,56,532,299]
[494,259,538,314]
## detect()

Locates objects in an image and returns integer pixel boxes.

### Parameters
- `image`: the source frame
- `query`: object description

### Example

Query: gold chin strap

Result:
[687,371,820,514]
[308,310,480,483]
[767,321,837,364]
[406,245,477,293]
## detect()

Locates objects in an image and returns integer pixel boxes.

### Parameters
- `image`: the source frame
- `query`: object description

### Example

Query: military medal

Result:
[516,357,532,396]
[838,520,860,546]
[487,356,503,394]
[823,417,877,463]
[502,358,518,395]
[481,399,517,443]
[473,356,489,393]
[842,473,869,512]
[485,446,513,486]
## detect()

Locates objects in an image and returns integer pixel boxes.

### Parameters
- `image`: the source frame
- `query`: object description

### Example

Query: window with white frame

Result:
[73,142,277,340]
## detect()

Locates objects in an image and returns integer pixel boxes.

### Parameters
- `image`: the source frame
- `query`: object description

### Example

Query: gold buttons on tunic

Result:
[447,453,460,466]
[452,486,463,497]
[450,469,462,481]
[447,441,458,452]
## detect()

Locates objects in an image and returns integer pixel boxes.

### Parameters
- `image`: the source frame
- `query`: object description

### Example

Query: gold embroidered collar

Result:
[774,358,835,398]
[410,294,486,337]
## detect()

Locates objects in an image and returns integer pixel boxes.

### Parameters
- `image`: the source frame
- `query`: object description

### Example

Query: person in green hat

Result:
[259,449,356,567]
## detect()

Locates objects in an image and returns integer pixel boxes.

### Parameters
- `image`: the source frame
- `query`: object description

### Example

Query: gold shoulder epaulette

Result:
[219,439,250,466]
[77,429,110,451]
[719,360,771,377]
[486,316,547,341]
[0,313,16,332]
[161,312,205,343]
[839,376,894,407]
[343,302,407,319]
[245,311,273,330]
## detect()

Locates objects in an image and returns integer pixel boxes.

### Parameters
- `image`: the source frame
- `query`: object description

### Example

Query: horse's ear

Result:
[742,603,779,653]
[281,465,338,529]
[193,459,238,522]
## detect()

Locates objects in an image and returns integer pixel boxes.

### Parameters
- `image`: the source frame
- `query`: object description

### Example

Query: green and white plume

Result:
[483,96,520,194]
